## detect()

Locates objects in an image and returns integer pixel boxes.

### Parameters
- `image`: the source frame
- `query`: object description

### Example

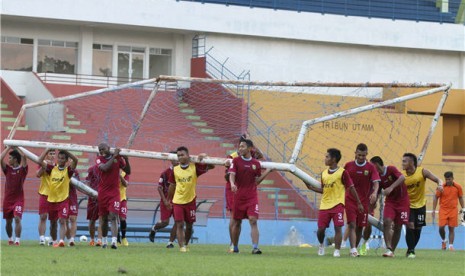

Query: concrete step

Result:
[67,120,81,126]
[1,117,16,122]
[1,110,13,115]
[66,114,75,119]
[65,128,87,134]
[261,179,274,185]
[226,150,236,155]
[69,151,83,156]
[277,201,295,207]
[78,158,89,163]
[180,108,195,114]
[1,103,8,109]
[186,115,201,120]
[179,102,189,108]
[6,126,28,130]
[199,128,214,134]
[281,209,302,215]
[268,194,288,200]
[51,135,72,141]
[205,136,221,141]
[221,143,235,148]
[192,122,207,127]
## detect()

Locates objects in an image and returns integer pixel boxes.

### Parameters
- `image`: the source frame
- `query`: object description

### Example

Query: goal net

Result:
[4,76,450,222]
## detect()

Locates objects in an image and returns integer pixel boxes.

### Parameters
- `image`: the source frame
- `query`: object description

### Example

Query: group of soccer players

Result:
[2,138,463,255]
[308,143,464,258]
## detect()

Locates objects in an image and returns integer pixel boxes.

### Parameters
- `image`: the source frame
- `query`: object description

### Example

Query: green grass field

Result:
[1,242,464,275]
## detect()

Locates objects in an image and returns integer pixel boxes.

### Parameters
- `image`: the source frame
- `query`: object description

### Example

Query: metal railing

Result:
[182,0,461,24]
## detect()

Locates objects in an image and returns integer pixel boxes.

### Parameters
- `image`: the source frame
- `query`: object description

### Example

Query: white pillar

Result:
[78,26,93,75]
[173,34,189,77]
[460,53,465,89]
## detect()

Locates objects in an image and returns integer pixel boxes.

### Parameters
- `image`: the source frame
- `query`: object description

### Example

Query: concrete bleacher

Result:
[182,0,461,24]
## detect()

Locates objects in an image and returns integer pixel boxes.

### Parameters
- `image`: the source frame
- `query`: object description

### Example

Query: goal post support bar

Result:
[17,146,97,198]
[289,84,451,164]
[5,139,384,230]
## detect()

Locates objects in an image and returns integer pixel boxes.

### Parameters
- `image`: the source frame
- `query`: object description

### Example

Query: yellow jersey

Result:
[320,168,347,210]
[403,167,426,209]
[47,165,71,203]
[173,163,198,205]
[38,166,50,196]
[119,171,128,201]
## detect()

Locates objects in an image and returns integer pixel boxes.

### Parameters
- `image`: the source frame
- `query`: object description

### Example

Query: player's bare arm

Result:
[229,172,237,193]
[0,146,10,171]
[14,147,28,168]
[256,168,272,185]
[383,175,406,196]
[37,148,51,169]
[99,148,121,172]
[122,156,131,175]
[65,150,78,170]
[167,182,176,202]
[432,194,439,221]
[120,174,128,187]
[369,180,380,204]
[197,153,215,170]
[349,186,364,213]
[422,168,443,192]
[158,185,169,207]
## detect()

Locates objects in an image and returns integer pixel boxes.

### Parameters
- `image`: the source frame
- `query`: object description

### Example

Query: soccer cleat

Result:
[407,252,416,259]
[102,243,108,249]
[122,238,129,246]
[149,228,156,243]
[383,249,394,257]
[359,243,367,256]
[252,248,262,254]
[350,251,360,257]
[96,241,102,247]
[14,241,20,246]
[8,241,14,246]
[48,241,54,246]
[166,242,174,249]
[89,240,95,246]
[449,245,454,251]
[53,243,60,248]
[180,247,187,253]
[318,245,325,256]
[111,243,118,249]
[58,241,65,247]
[333,250,340,258]
[441,241,447,250]
[69,241,75,247]
[340,241,347,249]
[39,240,45,246]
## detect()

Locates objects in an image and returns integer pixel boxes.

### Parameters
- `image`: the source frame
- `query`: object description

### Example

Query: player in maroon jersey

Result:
[229,139,272,254]
[1,146,28,246]
[344,143,380,257]
[96,143,126,249]
[370,156,409,257]
[86,164,101,246]
[149,151,178,247]
[66,159,80,246]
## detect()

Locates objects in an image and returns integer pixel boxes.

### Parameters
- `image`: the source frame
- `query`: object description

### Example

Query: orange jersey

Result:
[436,182,463,211]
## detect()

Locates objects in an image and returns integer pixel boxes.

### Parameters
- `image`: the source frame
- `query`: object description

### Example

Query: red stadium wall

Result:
[188,57,247,139]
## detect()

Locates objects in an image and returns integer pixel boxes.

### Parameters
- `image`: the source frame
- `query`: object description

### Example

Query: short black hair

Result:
[370,156,384,166]
[241,139,254,148]
[9,150,21,163]
[444,171,453,178]
[403,153,417,167]
[169,150,177,154]
[327,148,341,163]
[176,146,189,154]
[58,150,69,159]
[356,143,368,152]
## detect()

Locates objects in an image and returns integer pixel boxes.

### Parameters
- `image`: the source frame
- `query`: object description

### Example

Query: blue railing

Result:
[182,0,461,24]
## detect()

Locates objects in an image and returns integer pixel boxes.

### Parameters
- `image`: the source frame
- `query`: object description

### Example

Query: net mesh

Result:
[4,78,446,219]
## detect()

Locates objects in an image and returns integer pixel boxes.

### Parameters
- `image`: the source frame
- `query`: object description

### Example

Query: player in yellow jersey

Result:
[306,148,363,257]
[167,146,214,252]
[38,149,78,247]
[118,156,130,246]
[36,149,55,245]
[402,152,443,258]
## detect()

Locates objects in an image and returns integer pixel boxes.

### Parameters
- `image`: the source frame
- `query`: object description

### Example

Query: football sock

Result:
[112,237,117,244]
[15,238,20,243]
[413,228,422,247]
[40,235,45,241]
[361,238,367,245]
[121,221,127,239]
[405,228,415,251]
[234,245,239,252]
[350,248,357,253]
[253,243,258,249]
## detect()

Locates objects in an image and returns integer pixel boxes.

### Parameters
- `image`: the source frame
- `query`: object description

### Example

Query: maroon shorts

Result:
[345,200,368,227]
[384,200,409,225]
[173,200,196,223]
[160,201,173,221]
[119,200,127,220]
[68,194,78,216]
[98,195,120,217]
[225,188,234,212]
[48,199,69,221]
[87,199,99,221]
[39,194,49,215]
[2,201,24,219]
[233,200,259,220]
[318,203,344,228]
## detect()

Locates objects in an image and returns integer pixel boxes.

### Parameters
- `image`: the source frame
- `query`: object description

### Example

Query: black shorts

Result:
[409,205,426,228]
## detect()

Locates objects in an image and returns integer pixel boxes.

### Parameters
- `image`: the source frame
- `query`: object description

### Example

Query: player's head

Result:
[369,156,384,174]
[98,143,110,157]
[8,150,21,166]
[46,149,56,161]
[169,150,179,166]
[57,150,69,167]
[325,148,341,166]
[238,139,254,157]
[444,171,454,185]
[176,146,189,165]
[354,143,368,164]
[402,153,417,170]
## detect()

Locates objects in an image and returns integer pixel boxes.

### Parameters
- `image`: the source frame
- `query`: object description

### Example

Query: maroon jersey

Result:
[69,169,80,204]
[2,165,28,204]
[344,160,380,205]
[229,156,262,203]
[380,165,409,204]
[158,167,173,197]
[86,165,100,191]
[96,155,125,199]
